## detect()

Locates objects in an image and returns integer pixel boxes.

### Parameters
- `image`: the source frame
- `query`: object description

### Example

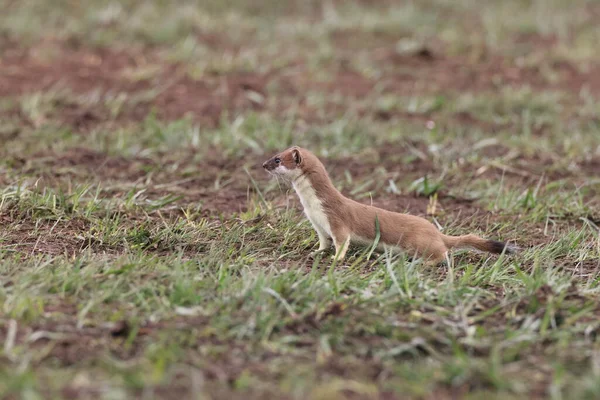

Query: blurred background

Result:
[1,1,600,399]
[1,0,599,214]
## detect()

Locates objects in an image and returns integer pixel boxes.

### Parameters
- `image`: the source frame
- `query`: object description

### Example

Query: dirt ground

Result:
[3,37,600,123]
[1,32,598,260]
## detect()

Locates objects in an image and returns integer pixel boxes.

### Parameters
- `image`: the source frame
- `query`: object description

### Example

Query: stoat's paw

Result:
[308,249,327,259]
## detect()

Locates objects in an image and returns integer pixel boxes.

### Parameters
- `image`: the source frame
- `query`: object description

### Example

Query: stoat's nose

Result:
[262,161,268,169]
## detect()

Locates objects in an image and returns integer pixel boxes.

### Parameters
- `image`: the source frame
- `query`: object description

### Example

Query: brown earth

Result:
[2,37,600,130]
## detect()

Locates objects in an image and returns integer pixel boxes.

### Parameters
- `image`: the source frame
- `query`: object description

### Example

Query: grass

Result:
[1,0,600,399]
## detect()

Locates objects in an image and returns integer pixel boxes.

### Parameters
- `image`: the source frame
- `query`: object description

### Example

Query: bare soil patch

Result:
[0,40,273,126]
[26,147,155,181]
[327,28,600,97]
[371,46,600,95]
[19,147,261,215]
[0,213,96,256]
[2,36,599,133]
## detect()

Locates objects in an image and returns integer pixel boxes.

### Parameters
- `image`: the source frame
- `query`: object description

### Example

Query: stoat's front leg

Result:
[309,224,331,257]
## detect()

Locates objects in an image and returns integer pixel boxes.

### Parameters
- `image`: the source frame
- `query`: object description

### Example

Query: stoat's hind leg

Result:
[424,247,451,267]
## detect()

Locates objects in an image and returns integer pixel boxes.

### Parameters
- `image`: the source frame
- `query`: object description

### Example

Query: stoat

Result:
[263,146,515,264]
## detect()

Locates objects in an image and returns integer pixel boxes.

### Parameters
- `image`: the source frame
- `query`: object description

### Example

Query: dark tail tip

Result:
[488,240,517,255]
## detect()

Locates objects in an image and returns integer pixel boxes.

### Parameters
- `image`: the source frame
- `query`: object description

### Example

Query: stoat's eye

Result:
[274,157,281,164]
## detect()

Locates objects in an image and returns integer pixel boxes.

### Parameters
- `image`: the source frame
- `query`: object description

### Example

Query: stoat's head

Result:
[262,146,304,181]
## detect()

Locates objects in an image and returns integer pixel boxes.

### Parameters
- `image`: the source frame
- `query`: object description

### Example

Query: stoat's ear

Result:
[292,148,302,164]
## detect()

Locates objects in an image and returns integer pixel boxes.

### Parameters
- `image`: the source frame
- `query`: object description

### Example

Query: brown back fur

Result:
[293,147,447,258]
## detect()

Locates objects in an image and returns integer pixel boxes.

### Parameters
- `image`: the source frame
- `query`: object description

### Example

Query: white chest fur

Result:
[292,176,332,237]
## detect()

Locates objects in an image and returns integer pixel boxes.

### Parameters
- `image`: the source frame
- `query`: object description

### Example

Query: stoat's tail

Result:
[442,234,516,254]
